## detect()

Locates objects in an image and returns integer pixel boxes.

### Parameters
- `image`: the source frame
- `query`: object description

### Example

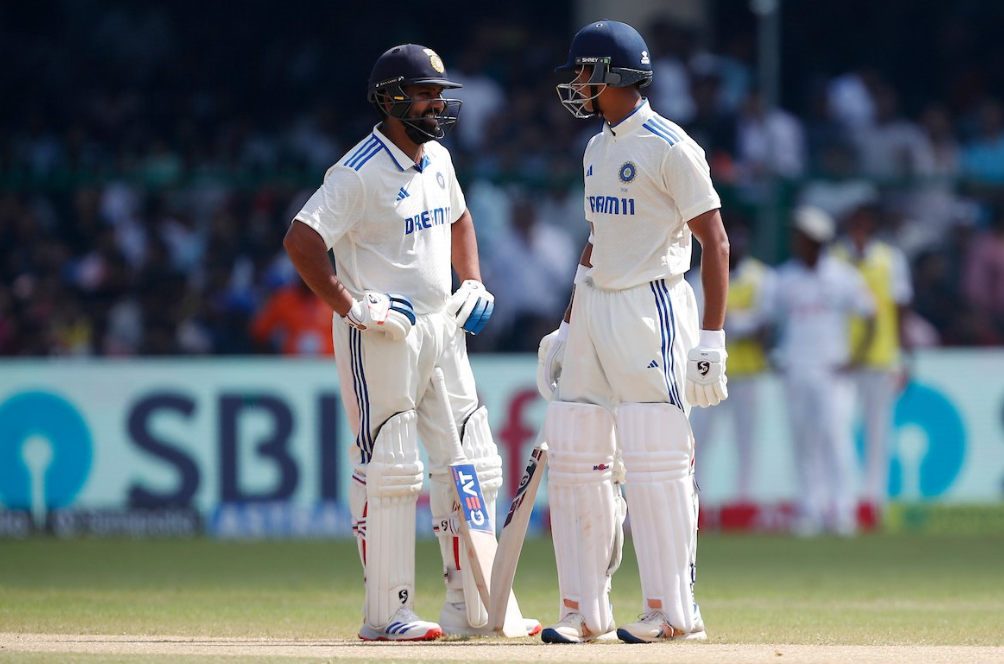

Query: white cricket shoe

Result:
[439,601,542,637]
[616,607,707,643]
[540,612,616,644]
[357,607,444,641]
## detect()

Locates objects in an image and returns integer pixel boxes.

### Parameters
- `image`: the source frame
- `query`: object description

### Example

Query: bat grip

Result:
[432,367,466,464]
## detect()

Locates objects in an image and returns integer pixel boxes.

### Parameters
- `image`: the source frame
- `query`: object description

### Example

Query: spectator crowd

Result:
[4,1,1004,356]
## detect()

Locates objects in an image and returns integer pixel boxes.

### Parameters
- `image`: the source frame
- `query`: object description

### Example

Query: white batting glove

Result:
[343,291,416,341]
[536,322,568,401]
[686,329,729,408]
[446,279,495,335]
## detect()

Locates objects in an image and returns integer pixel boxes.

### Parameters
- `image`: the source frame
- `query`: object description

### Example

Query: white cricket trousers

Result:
[852,368,898,506]
[783,368,857,533]
[556,275,700,409]
[332,311,478,468]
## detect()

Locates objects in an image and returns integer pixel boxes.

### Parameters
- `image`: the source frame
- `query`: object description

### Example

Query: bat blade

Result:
[450,459,497,611]
[488,440,548,633]
[432,367,498,627]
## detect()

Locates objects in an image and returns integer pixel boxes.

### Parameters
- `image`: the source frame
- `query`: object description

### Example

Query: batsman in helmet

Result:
[284,43,539,641]
[537,20,730,643]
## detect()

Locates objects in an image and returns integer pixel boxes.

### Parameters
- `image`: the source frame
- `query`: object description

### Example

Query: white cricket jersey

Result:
[582,99,721,290]
[766,256,876,371]
[295,124,466,314]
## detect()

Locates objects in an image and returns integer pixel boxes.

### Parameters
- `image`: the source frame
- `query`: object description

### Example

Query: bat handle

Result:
[432,367,465,464]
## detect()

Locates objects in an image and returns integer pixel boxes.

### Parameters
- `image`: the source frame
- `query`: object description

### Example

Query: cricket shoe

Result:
[540,612,617,644]
[357,607,444,641]
[616,606,707,643]
[439,601,542,637]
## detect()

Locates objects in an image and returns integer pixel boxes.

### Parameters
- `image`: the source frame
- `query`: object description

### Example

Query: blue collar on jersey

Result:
[373,124,435,172]
[604,98,653,137]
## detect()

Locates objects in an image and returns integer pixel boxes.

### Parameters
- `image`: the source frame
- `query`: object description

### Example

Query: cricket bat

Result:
[431,368,498,621]
[488,429,548,633]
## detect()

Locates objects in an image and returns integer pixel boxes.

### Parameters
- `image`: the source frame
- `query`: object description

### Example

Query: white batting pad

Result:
[617,403,698,633]
[430,405,502,628]
[363,410,424,628]
[545,401,620,635]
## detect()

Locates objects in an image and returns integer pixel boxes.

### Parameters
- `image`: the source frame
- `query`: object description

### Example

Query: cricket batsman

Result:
[284,43,539,641]
[537,20,730,644]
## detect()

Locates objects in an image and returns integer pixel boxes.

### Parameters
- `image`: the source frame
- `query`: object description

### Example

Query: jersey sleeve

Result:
[294,166,365,248]
[441,149,467,223]
[663,142,722,223]
[890,247,913,304]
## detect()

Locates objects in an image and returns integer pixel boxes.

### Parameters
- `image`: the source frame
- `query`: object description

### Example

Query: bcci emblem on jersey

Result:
[436,172,446,189]
[619,161,637,183]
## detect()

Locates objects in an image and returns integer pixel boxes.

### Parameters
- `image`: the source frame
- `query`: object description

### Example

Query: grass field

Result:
[1,533,1003,663]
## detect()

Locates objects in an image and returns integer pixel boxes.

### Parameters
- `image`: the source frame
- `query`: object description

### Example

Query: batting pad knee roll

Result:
[617,403,698,633]
[545,401,619,635]
[462,406,503,500]
[364,410,424,628]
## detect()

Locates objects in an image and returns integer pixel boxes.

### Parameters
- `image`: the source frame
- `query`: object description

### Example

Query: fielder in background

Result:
[763,207,876,537]
[283,43,538,641]
[690,219,775,504]
[830,203,913,523]
[537,20,730,644]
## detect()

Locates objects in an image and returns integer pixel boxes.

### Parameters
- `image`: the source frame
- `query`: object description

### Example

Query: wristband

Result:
[574,263,589,285]
[699,329,726,349]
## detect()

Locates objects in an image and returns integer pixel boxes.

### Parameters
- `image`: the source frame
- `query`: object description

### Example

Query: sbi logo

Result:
[0,391,93,509]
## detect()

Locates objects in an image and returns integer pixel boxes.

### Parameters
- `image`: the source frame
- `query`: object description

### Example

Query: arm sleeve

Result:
[664,142,722,222]
[294,166,365,248]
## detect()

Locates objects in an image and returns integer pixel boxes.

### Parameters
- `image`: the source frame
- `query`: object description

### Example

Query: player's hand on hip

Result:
[343,291,416,341]
[686,329,729,408]
[536,321,568,401]
[446,279,494,334]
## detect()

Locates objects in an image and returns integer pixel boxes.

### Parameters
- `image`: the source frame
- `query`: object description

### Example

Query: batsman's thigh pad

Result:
[617,403,698,632]
[545,401,619,635]
[363,410,424,628]
[429,405,501,628]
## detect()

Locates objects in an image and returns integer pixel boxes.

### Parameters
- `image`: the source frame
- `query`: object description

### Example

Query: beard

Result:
[402,113,442,144]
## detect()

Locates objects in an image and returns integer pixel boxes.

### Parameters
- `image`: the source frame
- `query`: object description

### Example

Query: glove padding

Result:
[536,322,568,401]
[343,291,416,341]
[446,279,494,335]
[685,345,729,408]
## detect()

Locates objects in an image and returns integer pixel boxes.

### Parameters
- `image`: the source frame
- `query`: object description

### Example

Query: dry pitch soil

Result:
[3,633,1004,664]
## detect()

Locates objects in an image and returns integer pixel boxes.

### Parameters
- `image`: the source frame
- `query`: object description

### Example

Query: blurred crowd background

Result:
[4,0,1004,357]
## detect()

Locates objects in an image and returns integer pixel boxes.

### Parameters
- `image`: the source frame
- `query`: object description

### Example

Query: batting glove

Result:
[536,321,568,401]
[343,291,416,341]
[447,279,495,335]
[685,329,729,408]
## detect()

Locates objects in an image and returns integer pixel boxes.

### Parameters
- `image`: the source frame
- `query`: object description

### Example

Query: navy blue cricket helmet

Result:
[556,20,653,118]
[367,44,463,141]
